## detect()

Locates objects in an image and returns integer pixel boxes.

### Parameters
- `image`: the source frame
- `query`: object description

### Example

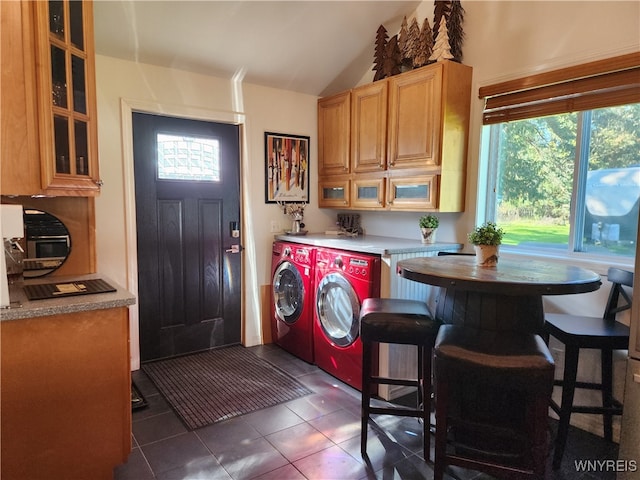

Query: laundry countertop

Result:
[274,233,462,256]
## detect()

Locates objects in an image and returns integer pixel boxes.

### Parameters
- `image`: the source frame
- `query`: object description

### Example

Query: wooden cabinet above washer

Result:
[317,60,472,212]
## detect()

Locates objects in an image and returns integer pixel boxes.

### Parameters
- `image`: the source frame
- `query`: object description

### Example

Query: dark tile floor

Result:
[115,344,619,480]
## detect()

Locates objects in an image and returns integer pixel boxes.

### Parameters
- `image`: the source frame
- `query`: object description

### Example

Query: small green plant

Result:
[468,222,505,246]
[419,214,439,229]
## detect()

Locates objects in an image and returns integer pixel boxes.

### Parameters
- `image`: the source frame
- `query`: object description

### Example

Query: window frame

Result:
[478,53,640,269]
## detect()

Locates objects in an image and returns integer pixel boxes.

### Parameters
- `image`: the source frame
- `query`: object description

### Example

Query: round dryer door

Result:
[273,261,304,324]
[316,272,360,347]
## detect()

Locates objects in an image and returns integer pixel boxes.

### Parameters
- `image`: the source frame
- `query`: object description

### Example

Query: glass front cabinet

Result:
[35,0,100,195]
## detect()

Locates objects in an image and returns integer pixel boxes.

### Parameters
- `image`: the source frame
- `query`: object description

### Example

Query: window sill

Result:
[498,246,636,277]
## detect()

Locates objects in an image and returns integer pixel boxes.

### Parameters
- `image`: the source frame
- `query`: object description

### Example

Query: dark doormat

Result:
[141,345,313,430]
[131,381,148,411]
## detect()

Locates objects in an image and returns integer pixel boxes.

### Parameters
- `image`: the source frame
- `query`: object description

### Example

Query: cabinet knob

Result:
[95,179,104,187]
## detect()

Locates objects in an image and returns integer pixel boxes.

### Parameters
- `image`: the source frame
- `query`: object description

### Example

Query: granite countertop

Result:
[1,273,136,322]
[275,233,463,255]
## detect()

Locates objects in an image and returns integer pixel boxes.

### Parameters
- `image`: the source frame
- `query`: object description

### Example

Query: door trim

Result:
[120,98,246,370]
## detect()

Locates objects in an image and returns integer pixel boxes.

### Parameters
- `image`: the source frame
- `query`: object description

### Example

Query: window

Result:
[479,54,640,259]
[157,133,220,181]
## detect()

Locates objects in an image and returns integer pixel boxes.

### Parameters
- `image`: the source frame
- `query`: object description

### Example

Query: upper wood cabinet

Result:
[387,66,442,169]
[317,60,472,212]
[317,91,351,176]
[351,82,387,173]
[1,0,101,197]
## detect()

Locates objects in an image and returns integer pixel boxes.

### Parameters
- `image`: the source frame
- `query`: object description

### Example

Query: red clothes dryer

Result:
[271,241,315,363]
[313,247,381,391]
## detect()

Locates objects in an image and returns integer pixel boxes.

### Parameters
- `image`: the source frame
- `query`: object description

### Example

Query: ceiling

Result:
[93,1,422,97]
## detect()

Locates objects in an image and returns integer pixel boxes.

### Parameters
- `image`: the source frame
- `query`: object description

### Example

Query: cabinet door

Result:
[387,174,438,210]
[1,1,41,195]
[387,64,443,170]
[352,176,385,209]
[34,0,100,195]
[318,91,351,176]
[351,82,387,173]
[1,307,131,479]
[318,177,350,208]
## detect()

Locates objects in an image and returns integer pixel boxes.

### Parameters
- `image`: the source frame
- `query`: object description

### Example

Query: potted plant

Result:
[419,214,439,244]
[467,221,504,266]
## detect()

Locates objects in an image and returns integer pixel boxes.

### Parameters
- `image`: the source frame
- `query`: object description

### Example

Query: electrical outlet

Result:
[270,220,281,233]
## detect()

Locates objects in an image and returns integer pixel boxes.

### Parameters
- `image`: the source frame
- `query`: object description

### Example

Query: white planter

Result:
[473,244,499,267]
[420,227,437,244]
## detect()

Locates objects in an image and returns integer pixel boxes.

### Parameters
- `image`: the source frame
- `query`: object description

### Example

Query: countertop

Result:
[1,273,136,321]
[275,233,463,255]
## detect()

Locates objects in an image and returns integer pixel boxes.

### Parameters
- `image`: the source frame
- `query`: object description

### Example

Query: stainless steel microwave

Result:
[26,235,70,260]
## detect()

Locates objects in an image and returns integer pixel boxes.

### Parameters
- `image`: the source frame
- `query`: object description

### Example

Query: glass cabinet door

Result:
[387,175,438,210]
[318,178,351,208]
[36,0,99,194]
[352,177,385,209]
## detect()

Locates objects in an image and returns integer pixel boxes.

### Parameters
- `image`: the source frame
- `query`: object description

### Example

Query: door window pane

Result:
[69,0,84,50]
[49,0,64,38]
[54,115,70,173]
[157,134,220,181]
[51,46,67,108]
[71,55,86,114]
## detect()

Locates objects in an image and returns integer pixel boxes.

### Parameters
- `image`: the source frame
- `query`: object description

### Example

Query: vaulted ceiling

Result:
[93,1,422,97]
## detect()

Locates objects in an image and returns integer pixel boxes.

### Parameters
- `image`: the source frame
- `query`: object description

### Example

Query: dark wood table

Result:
[397,256,602,334]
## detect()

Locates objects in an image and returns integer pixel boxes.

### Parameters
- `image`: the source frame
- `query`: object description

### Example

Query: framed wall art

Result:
[264,132,310,203]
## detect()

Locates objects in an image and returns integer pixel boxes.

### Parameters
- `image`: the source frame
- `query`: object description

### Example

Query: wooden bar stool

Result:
[360,298,441,462]
[434,325,555,480]
[544,267,633,469]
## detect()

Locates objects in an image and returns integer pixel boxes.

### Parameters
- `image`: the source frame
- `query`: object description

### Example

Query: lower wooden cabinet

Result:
[1,307,131,480]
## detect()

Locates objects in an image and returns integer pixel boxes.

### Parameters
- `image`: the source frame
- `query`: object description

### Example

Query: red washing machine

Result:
[313,247,381,391]
[271,241,315,363]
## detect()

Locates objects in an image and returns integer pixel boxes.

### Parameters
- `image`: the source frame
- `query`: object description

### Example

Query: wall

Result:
[94,56,334,369]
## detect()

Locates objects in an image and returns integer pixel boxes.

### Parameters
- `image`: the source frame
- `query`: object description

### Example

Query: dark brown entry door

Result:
[133,112,241,361]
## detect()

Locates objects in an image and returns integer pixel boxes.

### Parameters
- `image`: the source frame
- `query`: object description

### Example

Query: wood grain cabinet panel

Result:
[317,91,351,176]
[1,307,131,480]
[351,81,387,173]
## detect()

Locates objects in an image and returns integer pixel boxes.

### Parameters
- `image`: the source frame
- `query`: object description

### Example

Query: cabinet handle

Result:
[95,179,104,187]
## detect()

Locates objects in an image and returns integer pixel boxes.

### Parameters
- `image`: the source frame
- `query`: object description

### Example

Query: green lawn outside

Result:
[499,220,569,245]
[499,220,636,257]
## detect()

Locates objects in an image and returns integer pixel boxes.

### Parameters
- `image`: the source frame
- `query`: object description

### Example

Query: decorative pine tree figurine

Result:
[373,25,388,81]
[448,0,465,62]
[398,17,411,70]
[429,16,454,62]
[382,34,402,78]
[413,17,434,68]
[405,17,421,69]
[433,0,452,41]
